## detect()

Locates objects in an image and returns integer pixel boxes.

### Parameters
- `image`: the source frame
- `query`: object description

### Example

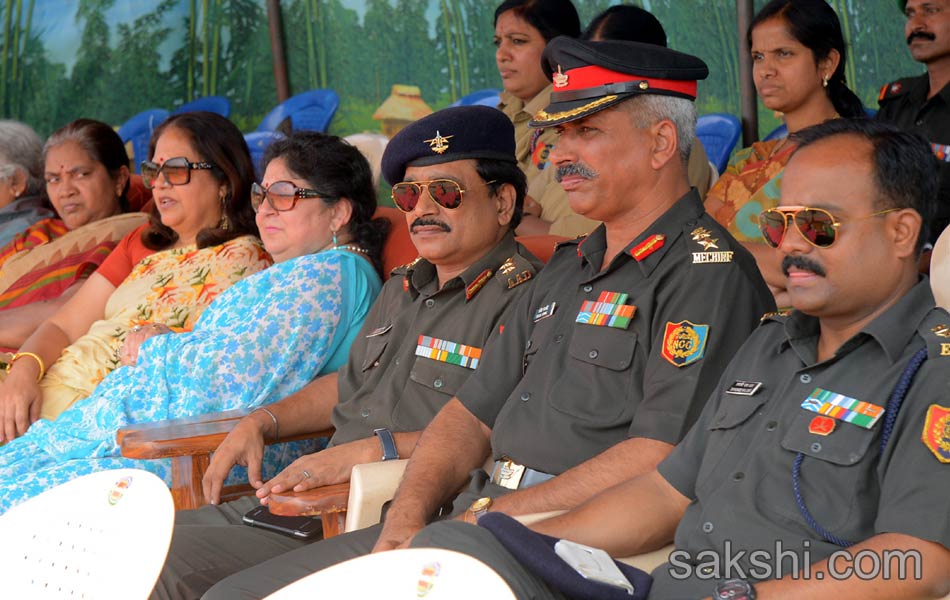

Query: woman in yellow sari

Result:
[0,112,271,441]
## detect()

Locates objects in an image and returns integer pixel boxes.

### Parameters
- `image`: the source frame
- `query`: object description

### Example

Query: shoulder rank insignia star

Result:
[760,309,791,322]
[922,404,950,463]
[690,226,733,264]
[932,324,950,338]
[498,256,517,275]
[630,234,665,262]
[424,130,454,154]
[553,65,569,88]
[691,227,719,250]
[465,268,492,301]
[661,320,709,367]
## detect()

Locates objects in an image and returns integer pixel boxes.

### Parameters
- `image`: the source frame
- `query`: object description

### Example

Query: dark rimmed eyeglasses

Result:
[758,206,899,249]
[140,157,216,189]
[251,181,325,212]
[390,178,496,213]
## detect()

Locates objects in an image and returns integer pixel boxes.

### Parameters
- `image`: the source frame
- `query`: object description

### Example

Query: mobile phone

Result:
[242,505,323,539]
[554,539,634,595]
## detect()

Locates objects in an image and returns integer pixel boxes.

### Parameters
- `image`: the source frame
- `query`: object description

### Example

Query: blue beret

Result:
[530,37,708,128]
[381,105,516,186]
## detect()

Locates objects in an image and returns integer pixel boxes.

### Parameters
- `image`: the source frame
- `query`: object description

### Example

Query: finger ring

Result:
[302,470,312,479]
[131,325,143,333]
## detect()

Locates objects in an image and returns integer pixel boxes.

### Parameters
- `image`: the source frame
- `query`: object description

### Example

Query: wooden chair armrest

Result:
[267,484,352,538]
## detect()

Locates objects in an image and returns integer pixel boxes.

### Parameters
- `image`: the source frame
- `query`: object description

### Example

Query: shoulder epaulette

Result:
[878,79,910,103]
[920,309,950,359]
[390,256,421,277]
[495,253,537,290]
[760,309,791,323]
[688,225,734,265]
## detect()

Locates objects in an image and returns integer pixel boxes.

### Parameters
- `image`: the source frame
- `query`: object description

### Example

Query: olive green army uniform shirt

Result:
[653,279,950,597]
[330,232,542,446]
[458,190,775,475]
[878,76,950,244]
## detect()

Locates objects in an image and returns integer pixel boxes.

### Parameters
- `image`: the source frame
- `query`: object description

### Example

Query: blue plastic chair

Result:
[244,131,286,179]
[696,113,742,174]
[118,109,170,174]
[449,88,502,108]
[257,89,339,133]
[172,96,231,117]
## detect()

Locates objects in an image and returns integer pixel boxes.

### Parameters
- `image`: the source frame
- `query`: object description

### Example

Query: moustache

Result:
[410,217,451,233]
[781,255,826,278]
[555,162,598,182]
[907,31,936,44]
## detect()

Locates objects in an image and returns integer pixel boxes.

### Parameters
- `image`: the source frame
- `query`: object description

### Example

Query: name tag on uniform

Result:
[575,291,635,330]
[533,302,557,322]
[725,380,762,396]
[800,387,884,429]
[415,335,482,370]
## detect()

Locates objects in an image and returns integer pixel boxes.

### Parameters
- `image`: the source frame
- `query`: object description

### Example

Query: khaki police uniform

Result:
[878,76,950,243]
[196,189,775,600]
[151,233,541,600]
[406,280,950,600]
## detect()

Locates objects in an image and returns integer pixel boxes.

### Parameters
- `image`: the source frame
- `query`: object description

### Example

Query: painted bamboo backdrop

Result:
[0,0,921,137]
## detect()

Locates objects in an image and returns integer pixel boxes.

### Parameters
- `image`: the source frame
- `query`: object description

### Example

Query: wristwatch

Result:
[714,578,756,600]
[466,497,493,523]
[373,428,399,461]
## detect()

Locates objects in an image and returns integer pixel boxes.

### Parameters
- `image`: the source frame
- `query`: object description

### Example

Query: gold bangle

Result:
[7,352,46,383]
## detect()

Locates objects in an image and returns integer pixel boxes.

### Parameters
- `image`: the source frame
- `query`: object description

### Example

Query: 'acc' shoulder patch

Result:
[661,320,709,367]
[922,404,950,463]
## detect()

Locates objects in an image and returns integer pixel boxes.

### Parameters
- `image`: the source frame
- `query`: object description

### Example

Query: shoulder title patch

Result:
[922,404,950,463]
[661,320,709,367]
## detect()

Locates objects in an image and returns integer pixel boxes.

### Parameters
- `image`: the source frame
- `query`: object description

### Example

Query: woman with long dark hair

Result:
[705,0,865,307]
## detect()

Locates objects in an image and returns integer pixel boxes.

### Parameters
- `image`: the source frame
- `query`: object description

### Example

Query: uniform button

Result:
[799,373,812,384]
[732,472,745,481]
[394,358,400,366]
[372,360,380,367]
[588,349,599,359]
[425,298,435,308]
[583,285,593,293]
[686,220,697,227]
[525,340,532,350]
[766,421,778,431]
[700,565,715,576]
[520,392,531,402]
[360,408,371,418]
[811,442,822,453]
[702,521,714,533]
[916,120,923,126]
[433,377,444,389]
[554,334,564,343]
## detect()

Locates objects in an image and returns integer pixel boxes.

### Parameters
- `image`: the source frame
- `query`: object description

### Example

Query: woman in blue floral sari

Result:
[0,132,390,512]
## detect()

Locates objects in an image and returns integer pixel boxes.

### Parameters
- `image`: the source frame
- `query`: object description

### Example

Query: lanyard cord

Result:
[792,346,928,547]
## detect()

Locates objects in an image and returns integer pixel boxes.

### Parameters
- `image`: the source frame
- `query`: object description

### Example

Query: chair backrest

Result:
[696,113,742,174]
[257,89,340,134]
[450,88,501,108]
[374,206,416,278]
[244,131,286,180]
[930,225,950,309]
[0,468,174,599]
[344,132,389,188]
[118,109,170,174]
[172,95,231,117]
[262,548,516,599]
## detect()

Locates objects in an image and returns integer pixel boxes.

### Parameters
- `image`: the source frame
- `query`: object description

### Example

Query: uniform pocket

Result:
[360,324,391,372]
[548,324,638,424]
[408,355,473,397]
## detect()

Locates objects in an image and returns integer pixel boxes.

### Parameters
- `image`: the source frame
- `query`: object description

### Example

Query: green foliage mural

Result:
[0,0,924,142]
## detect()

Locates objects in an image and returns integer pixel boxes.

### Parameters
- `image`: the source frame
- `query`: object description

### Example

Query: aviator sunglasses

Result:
[140,157,216,189]
[758,206,898,249]
[251,181,324,212]
[391,178,496,213]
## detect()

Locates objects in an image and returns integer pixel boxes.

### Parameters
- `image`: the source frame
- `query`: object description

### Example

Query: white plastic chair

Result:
[262,548,515,599]
[0,468,174,599]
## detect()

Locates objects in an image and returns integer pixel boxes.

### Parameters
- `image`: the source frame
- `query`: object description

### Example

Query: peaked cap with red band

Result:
[529,37,709,128]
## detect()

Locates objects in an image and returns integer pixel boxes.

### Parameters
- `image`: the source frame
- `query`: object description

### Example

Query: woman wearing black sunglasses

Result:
[0,112,270,441]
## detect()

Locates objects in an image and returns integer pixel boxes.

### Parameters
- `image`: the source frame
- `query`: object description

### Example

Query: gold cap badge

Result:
[553,65,569,88]
[424,130,454,154]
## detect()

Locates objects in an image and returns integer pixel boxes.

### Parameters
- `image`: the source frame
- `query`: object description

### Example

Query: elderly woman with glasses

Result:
[0,112,272,441]
[0,120,55,247]
[0,131,387,513]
